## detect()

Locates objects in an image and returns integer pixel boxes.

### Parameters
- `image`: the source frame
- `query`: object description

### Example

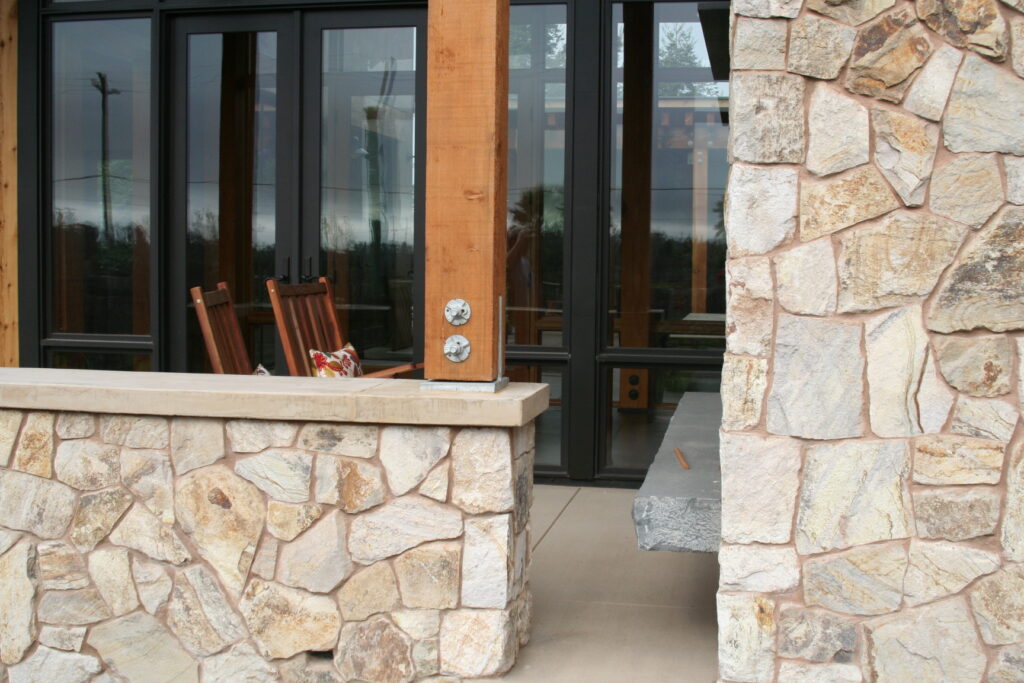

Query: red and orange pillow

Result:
[309,344,363,378]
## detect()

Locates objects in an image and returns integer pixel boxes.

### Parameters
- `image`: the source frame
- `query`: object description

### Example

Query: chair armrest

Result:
[364,362,425,379]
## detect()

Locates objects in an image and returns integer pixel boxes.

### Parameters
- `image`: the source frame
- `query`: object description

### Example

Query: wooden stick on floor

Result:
[674,447,690,470]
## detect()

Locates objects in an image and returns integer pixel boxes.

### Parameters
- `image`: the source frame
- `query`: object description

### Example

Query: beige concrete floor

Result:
[499,485,720,682]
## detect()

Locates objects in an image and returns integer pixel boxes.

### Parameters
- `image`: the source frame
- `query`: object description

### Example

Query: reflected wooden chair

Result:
[190,282,253,375]
[266,276,422,378]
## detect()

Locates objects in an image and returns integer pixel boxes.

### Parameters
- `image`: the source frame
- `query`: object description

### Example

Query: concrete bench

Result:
[632,392,721,553]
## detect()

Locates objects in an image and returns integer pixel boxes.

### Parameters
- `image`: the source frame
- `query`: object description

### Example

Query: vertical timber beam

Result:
[424,0,509,381]
[0,0,16,367]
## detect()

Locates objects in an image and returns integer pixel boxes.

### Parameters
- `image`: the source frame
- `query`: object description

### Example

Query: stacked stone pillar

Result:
[721,0,1024,679]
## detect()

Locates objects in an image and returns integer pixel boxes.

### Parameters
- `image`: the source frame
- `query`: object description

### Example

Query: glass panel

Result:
[50,350,152,372]
[507,363,564,469]
[320,27,417,364]
[185,31,278,372]
[51,19,151,336]
[608,3,728,350]
[506,5,567,349]
[604,366,720,472]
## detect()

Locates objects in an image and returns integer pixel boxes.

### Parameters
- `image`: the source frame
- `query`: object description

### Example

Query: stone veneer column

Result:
[0,371,545,682]
[720,0,1024,679]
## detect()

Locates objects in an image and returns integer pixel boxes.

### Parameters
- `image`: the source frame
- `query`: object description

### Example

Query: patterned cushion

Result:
[309,344,363,378]
[253,364,272,376]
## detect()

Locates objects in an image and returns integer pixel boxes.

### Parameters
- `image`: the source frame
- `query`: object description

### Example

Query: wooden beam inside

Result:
[0,0,17,367]
[424,0,509,381]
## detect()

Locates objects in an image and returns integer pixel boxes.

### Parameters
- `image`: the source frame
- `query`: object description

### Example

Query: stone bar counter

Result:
[0,368,547,682]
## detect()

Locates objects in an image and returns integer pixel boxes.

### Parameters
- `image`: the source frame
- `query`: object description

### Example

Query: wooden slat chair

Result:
[190,282,253,375]
[266,276,422,378]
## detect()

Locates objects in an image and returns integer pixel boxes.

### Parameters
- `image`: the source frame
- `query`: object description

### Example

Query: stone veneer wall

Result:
[719,0,1024,680]
[0,410,533,682]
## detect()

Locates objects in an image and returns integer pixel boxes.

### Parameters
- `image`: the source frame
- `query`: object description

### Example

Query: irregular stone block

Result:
[413,638,440,678]
[204,643,277,683]
[297,423,377,458]
[88,611,197,682]
[774,239,837,316]
[251,537,278,581]
[1006,154,1024,205]
[68,487,131,552]
[109,504,190,565]
[718,545,799,593]
[277,510,352,593]
[935,334,1013,397]
[100,415,168,449]
[0,469,77,538]
[87,549,136,617]
[167,565,246,658]
[725,165,797,256]
[807,86,869,178]
[776,662,862,682]
[267,501,322,541]
[313,455,384,513]
[969,564,1024,644]
[12,412,54,477]
[394,541,461,609]
[807,0,895,25]
[174,465,263,594]
[717,594,775,683]
[916,351,955,434]
[917,0,1006,59]
[38,626,86,652]
[239,580,340,660]
[913,434,1005,484]
[838,211,966,312]
[777,605,857,663]
[463,515,513,608]
[845,9,932,102]
[733,0,801,18]
[866,599,986,681]
[946,55,1024,154]
[732,18,787,70]
[120,447,174,523]
[451,428,514,513]
[798,440,911,554]
[420,462,449,502]
[930,154,1003,229]
[0,410,22,467]
[766,315,864,440]
[132,556,172,614]
[1006,443,1024,560]
[731,73,805,163]
[914,486,1000,540]
[1015,18,1024,81]
[989,644,1024,682]
[55,413,94,440]
[380,426,452,496]
[440,609,516,678]
[787,15,856,79]
[726,259,774,357]
[52,439,119,491]
[6,645,101,683]
[38,541,88,590]
[170,417,225,474]
[904,539,1000,606]
[0,541,36,666]
[951,395,1018,441]
[37,588,111,625]
[336,562,400,621]
[393,610,441,640]
[235,449,311,503]
[800,165,900,241]
[335,617,414,683]
[872,108,938,207]
[721,355,767,430]
[348,496,462,564]
[720,433,801,544]
[226,419,297,453]
[903,44,963,121]
[804,543,907,615]
[866,307,927,437]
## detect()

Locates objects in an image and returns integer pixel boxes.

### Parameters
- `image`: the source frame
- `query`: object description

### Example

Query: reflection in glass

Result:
[320,28,417,364]
[506,5,567,352]
[185,31,278,372]
[51,19,151,336]
[605,366,720,471]
[50,350,152,372]
[608,3,728,353]
[507,364,564,469]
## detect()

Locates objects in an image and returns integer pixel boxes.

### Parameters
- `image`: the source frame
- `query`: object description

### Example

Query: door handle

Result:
[275,256,291,281]
[300,256,317,282]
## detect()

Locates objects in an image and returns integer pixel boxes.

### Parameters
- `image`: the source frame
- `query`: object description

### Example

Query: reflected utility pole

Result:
[90,72,121,240]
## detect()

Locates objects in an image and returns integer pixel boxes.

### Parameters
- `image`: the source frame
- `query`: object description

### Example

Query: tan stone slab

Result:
[0,368,548,427]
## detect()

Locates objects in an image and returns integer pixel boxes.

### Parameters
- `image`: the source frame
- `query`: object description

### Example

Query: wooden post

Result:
[424,0,509,381]
[0,0,17,367]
